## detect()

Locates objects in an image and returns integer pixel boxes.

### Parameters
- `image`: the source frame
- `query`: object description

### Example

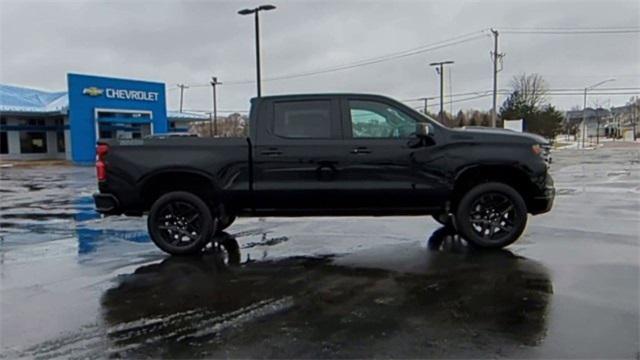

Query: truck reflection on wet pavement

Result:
[99,229,552,358]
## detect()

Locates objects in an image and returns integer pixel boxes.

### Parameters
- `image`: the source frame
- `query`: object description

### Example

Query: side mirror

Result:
[415,122,431,137]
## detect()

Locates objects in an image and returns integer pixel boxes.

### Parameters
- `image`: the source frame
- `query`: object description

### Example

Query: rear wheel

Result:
[454,182,527,249]
[148,191,215,255]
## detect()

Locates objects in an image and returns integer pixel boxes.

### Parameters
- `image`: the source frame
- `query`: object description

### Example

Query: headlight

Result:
[532,144,552,164]
[531,144,542,155]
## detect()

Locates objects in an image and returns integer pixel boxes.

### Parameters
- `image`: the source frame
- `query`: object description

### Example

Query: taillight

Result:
[96,144,109,181]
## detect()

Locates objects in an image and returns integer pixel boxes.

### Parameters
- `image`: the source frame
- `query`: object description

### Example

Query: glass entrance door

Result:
[96,110,152,140]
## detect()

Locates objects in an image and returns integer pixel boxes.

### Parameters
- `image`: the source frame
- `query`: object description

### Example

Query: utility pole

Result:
[582,88,587,149]
[429,60,454,122]
[582,78,615,148]
[177,84,189,113]
[423,98,428,114]
[490,28,504,128]
[634,98,638,141]
[210,77,222,137]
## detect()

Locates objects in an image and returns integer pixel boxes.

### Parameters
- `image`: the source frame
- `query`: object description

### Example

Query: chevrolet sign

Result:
[82,87,103,96]
[82,86,159,102]
[105,88,159,102]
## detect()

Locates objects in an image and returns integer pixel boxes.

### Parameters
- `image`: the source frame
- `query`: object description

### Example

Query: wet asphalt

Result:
[1,145,639,359]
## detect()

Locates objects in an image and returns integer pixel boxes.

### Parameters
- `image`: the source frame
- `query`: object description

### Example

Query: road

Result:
[1,145,639,358]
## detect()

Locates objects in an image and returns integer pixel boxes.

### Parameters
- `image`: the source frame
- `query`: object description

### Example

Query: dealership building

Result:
[0,73,208,164]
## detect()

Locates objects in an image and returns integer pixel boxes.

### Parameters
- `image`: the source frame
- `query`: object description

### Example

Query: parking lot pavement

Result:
[1,147,638,359]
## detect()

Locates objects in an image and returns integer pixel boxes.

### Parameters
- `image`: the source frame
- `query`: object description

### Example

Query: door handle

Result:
[260,148,282,156]
[350,147,371,154]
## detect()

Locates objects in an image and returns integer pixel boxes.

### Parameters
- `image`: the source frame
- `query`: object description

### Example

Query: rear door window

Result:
[273,100,332,139]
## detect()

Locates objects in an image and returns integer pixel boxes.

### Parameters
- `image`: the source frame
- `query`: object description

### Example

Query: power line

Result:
[502,29,640,34]
[402,87,640,102]
[405,90,640,109]
[411,93,494,109]
[181,108,249,113]
[186,30,489,87]
[500,26,640,30]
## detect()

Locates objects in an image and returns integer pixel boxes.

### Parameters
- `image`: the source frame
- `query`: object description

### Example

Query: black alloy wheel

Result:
[148,191,215,255]
[469,193,516,241]
[455,182,527,248]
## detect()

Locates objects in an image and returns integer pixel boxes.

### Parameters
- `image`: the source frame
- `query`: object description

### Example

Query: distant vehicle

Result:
[145,132,198,139]
[94,94,555,255]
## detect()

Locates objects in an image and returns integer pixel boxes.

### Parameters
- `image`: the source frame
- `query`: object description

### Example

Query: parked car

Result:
[145,132,198,139]
[93,93,554,255]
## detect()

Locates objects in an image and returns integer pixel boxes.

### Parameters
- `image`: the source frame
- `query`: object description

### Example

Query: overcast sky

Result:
[1,0,639,115]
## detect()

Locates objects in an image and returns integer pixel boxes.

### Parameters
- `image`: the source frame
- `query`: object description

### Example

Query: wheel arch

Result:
[452,165,538,212]
[138,168,221,210]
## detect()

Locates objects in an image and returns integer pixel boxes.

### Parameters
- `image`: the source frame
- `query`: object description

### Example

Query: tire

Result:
[148,191,216,255]
[454,182,527,249]
[212,232,241,266]
[432,213,454,228]
[217,214,237,232]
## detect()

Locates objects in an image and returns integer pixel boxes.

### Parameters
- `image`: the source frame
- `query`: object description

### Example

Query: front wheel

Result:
[432,213,454,228]
[454,182,527,249]
[148,191,216,255]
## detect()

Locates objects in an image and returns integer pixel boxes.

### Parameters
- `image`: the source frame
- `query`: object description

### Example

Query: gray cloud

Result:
[1,0,638,114]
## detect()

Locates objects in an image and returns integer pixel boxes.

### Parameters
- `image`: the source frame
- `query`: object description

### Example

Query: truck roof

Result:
[251,93,397,102]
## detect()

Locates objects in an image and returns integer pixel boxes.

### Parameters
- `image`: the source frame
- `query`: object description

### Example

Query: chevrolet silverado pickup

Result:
[93,94,554,255]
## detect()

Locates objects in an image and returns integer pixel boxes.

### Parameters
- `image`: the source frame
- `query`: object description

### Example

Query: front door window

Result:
[349,100,416,139]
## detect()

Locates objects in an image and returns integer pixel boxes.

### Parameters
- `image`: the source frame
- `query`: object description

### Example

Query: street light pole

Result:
[255,11,261,97]
[210,77,222,136]
[238,4,276,98]
[582,78,615,148]
[429,60,454,123]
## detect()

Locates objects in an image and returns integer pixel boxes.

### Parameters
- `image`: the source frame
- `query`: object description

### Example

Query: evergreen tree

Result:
[454,110,467,127]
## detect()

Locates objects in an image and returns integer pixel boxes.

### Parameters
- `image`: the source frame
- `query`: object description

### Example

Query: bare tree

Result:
[510,73,549,109]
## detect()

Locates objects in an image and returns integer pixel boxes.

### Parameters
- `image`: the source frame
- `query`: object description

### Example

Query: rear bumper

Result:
[93,193,120,214]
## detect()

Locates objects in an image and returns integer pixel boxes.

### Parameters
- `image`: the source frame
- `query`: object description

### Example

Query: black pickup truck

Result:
[94,93,554,255]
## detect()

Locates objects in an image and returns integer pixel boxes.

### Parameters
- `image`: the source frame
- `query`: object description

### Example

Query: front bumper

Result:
[93,193,120,214]
[529,174,555,215]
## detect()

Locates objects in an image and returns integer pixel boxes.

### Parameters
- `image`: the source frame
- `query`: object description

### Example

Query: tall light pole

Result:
[238,4,276,98]
[429,60,454,122]
[582,78,615,148]
[210,77,222,136]
[177,84,189,112]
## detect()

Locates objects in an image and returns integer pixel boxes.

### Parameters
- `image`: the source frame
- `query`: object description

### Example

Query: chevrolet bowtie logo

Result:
[82,87,104,96]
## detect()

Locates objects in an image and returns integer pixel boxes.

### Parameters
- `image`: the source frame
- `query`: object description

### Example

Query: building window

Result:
[0,132,7,154]
[57,131,65,153]
[19,119,46,127]
[0,117,6,155]
[20,132,47,153]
